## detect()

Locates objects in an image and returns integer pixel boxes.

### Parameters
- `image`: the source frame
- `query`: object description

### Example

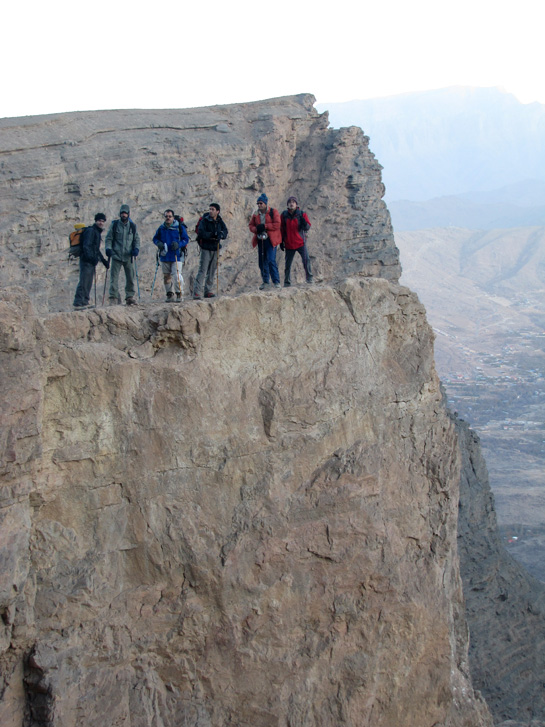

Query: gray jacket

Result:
[105,219,140,262]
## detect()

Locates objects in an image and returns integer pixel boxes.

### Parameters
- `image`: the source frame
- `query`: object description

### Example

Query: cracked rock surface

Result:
[0,280,491,726]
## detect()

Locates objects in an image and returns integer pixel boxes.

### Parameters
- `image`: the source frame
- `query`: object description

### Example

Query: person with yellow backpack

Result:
[72,213,109,309]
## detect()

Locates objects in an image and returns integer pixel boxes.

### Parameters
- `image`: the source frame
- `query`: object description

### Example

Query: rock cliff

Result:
[1,281,491,726]
[1,94,543,727]
[0,94,398,313]
[456,419,545,726]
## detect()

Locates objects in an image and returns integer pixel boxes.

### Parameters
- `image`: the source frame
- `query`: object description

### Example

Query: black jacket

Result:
[197,213,228,251]
[82,223,107,266]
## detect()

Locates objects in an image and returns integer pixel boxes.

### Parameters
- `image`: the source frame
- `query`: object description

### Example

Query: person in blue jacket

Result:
[153,209,189,301]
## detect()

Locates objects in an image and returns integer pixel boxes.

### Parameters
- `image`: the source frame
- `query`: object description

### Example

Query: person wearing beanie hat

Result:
[73,213,108,308]
[280,197,312,286]
[194,204,228,299]
[104,204,141,305]
[152,208,189,302]
[249,194,282,290]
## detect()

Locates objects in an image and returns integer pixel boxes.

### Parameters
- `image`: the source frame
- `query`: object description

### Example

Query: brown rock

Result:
[0,281,491,726]
[456,417,545,724]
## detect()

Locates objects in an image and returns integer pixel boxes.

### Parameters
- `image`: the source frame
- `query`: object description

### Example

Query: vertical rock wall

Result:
[457,418,545,726]
[0,281,491,726]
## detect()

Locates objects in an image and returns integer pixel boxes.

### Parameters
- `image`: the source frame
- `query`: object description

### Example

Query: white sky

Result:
[3,0,544,118]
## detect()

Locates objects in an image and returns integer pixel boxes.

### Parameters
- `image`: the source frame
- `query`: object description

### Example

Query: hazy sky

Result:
[3,0,543,118]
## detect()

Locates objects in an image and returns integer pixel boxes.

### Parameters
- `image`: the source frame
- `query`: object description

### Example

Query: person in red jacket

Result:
[280,196,312,286]
[249,193,281,289]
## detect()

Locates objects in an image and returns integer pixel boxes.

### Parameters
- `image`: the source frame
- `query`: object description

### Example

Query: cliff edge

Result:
[0,94,399,313]
[0,282,490,726]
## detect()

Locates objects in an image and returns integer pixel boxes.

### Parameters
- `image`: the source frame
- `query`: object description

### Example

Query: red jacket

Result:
[249,207,282,248]
[280,208,311,250]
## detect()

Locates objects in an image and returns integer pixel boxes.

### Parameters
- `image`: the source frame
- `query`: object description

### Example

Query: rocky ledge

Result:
[1,280,490,727]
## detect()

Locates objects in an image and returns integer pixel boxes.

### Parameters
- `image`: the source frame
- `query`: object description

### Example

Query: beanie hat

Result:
[120,204,130,215]
[287,196,298,205]
[257,193,268,205]
[95,213,106,222]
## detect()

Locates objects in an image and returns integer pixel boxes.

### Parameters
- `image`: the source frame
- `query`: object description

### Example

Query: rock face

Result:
[0,94,399,313]
[0,281,491,726]
[456,418,545,726]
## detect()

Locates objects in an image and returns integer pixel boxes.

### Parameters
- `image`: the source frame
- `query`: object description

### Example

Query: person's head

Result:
[209,203,220,219]
[120,204,130,221]
[257,193,268,212]
[94,212,106,229]
[287,196,298,212]
[164,209,175,226]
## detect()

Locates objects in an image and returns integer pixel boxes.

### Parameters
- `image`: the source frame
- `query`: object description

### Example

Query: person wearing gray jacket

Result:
[105,204,141,305]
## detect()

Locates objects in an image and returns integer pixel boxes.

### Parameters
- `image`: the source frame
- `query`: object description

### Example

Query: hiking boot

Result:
[273,283,281,289]
[306,277,314,284]
[193,293,201,300]
[259,282,270,290]
[166,292,175,303]
[126,297,137,306]
[176,292,182,300]
[283,281,291,287]
[205,292,216,298]
[108,297,119,306]
[73,303,88,310]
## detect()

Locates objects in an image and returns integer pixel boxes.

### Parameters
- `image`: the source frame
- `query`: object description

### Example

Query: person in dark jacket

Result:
[153,209,189,302]
[280,196,312,286]
[73,213,108,309]
[105,204,141,306]
[194,203,228,300]
[249,193,281,289]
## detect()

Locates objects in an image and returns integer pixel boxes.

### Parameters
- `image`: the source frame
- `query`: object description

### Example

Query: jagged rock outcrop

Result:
[456,418,545,726]
[0,281,491,727]
[0,94,399,313]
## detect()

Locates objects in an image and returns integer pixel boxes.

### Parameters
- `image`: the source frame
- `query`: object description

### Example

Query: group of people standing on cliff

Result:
[72,195,312,309]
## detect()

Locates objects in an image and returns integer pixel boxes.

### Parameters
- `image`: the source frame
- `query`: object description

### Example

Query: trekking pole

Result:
[150,251,159,299]
[216,238,220,297]
[133,256,141,300]
[102,264,109,306]
[175,253,184,301]
[94,268,97,308]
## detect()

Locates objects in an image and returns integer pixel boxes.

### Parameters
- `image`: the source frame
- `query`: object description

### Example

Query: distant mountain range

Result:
[388,179,545,231]
[317,87,545,222]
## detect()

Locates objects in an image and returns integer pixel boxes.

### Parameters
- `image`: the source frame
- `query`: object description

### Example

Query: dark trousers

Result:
[194,248,218,295]
[284,244,312,284]
[73,258,96,306]
[258,238,280,284]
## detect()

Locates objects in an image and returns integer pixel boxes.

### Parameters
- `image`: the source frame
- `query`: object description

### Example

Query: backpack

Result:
[174,215,188,235]
[68,224,86,259]
[195,216,203,244]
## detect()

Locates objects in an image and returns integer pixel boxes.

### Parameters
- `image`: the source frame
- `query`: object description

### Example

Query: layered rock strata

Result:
[0,95,399,313]
[0,281,491,727]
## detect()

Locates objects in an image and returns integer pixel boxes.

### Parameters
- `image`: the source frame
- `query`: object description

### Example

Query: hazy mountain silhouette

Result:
[388,179,545,230]
[317,87,545,204]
